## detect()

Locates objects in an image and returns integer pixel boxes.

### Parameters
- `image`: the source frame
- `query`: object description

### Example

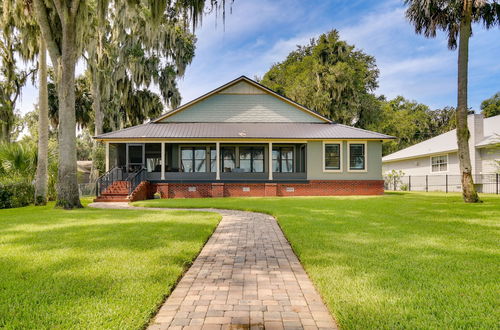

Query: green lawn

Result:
[0,199,220,329]
[135,192,500,329]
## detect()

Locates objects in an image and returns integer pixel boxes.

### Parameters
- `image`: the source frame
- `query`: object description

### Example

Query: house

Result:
[382,114,500,192]
[93,76,394,201]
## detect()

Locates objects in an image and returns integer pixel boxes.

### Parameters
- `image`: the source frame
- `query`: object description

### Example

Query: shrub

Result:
[0,181,34,209]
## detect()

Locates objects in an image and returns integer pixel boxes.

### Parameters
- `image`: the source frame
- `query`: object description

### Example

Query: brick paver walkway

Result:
[90,202,337,330]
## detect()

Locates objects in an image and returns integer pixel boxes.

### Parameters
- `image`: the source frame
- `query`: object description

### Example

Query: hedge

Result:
[0,181,34,209]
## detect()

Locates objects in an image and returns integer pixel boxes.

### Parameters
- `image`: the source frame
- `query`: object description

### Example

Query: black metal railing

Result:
[127,168,146,195]
[96,167,124,196]
[385,173,500,194]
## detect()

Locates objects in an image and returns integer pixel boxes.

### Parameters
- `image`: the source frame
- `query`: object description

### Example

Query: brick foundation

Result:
[129,181,150,202]
[140,180,384,200]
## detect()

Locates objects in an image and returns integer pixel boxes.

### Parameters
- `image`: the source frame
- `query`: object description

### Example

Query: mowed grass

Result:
[0,199,220,329]
[135,192,500,329]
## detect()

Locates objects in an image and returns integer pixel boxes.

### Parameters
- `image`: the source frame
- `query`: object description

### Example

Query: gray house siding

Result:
[306,140,383,180]
[161,94,324,123]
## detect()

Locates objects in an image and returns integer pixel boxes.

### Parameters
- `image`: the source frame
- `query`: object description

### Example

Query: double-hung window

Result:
[324,143,341,171]
[272,147,294,172]
[181,147,206,172]
[431,155,447,172]
[349,143,366,171]
[239,147,264,172]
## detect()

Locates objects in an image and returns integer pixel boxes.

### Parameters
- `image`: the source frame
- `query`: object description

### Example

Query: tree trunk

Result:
[90,70,103,182]
[35,39,49,205]
[55,20,82,209]
[456,0,480,203]
[0,123,9,143]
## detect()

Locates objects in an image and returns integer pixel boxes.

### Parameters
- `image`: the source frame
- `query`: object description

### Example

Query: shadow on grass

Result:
[134,193,500,329]
[0,205,219,329]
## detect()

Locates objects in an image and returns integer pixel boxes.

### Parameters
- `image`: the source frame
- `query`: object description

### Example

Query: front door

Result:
[127,144,144,173]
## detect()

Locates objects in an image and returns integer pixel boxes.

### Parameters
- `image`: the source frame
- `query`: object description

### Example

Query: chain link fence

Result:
[385,173,500,194]
[78,183,96,197]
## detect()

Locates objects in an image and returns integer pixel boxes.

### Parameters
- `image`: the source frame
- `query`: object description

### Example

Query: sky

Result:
[17,0,500,115]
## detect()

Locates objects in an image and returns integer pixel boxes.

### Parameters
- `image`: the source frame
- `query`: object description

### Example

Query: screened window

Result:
[324,144,341,170]
[431,155,447,172]
[210,148,217,172]
[273,147,294,172]
[128,145,143,164]
[181,147,206,172]
[349,143,365,170]
[145,144,162,173]
[221,147,236,172]
[239,147,264,172]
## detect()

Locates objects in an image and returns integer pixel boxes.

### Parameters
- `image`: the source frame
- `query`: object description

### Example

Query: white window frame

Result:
[430,154,448,173]
[347,141,368,172]
[323,141,343,173]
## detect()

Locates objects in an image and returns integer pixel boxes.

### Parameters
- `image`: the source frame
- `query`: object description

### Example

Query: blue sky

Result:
[18,0,500,115]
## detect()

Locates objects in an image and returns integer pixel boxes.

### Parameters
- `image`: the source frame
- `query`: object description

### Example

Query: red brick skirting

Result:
[129,181,150,202]
[138,180,384,201]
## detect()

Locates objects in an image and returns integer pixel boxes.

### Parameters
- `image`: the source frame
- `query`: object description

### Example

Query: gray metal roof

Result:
[382,114,500,162]
[95,122,394,140]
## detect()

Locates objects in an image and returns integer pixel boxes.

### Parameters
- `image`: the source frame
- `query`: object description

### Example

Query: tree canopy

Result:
[259,30,379,126]
[480,91,500,118]
[259,29,460,156]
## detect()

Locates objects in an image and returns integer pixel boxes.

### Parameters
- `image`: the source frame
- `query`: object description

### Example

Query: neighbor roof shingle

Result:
[94,122,394,140]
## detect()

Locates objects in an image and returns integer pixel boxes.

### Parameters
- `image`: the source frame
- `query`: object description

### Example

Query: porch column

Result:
[268,142,273,181]
[216,142,220,180]
[161,142,165,180]
[105,141,109,172]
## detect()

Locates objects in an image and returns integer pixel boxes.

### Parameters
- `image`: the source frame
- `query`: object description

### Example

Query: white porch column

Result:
[216,142,221,180]
[161,142,165,180]
[268,142,273,181]
[105,141,109,172]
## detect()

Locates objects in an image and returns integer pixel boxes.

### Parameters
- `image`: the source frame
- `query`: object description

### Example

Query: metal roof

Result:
[382,114,500,162]
[94,122,394,140]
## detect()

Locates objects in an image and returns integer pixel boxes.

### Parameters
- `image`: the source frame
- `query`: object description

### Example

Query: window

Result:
[210,148,217,172]
[273,147,294,172]
[349,143,366,170]
[221,147,236,172]
[239,147,264,172]
[324,143,341,170]
[431,155,447,172]
[145,144,161,172]
[181,147,206,172]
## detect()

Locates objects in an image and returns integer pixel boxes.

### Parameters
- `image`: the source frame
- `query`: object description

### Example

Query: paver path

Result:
[90,202,337,330]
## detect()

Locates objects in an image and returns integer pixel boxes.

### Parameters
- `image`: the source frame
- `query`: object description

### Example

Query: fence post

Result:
[426,175,428,192]
[497,173,499,195]
[446,174,448,193]
[394,177,397,191]
[409,176,411,191]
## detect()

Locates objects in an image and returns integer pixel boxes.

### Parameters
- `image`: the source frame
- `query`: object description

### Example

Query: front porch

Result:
[106,142,308,182]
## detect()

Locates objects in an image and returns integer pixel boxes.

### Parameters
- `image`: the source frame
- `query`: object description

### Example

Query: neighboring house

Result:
[383,114,500,192]
[93,76,393,201]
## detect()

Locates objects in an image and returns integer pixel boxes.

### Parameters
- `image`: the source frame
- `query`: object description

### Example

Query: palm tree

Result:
[404,0,499,203]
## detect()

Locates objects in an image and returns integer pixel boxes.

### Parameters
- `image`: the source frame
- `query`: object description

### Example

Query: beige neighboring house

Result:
[383,114,500,192]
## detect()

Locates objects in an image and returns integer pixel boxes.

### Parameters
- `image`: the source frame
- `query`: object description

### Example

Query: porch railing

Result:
[127,168,146,195]
[96,167,124,196]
